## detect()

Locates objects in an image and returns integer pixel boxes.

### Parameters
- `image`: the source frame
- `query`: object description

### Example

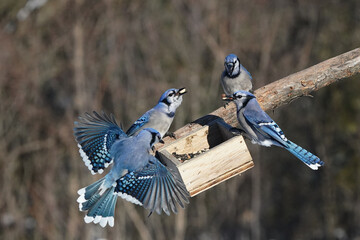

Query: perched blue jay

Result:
[74,112,189,227]
[223,91,324,170]
[221,54,253,95]
[126,88,187,138]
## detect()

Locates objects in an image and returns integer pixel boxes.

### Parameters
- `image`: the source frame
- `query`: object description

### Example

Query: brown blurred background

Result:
[0,0,360,239]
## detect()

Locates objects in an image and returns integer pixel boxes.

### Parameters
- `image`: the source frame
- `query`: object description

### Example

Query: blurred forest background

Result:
[0,0,359,239]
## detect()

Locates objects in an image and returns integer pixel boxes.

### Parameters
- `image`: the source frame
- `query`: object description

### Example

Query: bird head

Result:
[158,88,187,110]
[222,90,255,107]
[224,54,241,77]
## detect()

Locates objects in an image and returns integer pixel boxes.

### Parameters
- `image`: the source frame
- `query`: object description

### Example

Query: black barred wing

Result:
[74,111,127,174]
[114,158,189,215]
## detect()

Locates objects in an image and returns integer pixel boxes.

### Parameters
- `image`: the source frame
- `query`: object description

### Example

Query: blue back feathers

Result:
[126,114,150,136]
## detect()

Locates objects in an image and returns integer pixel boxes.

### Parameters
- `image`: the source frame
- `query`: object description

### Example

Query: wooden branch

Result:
[256,47,360,110]
[162,47,360,144]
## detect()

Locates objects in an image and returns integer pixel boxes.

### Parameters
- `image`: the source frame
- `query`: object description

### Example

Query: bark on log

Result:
[161,48,360,146]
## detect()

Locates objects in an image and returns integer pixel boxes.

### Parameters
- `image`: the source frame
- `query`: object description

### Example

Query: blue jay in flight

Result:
[126,88,187,138]
[74,112,189,227]
[221,54,253,95]
[223,91,324,170]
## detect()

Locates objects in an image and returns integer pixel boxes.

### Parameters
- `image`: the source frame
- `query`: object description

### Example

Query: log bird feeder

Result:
[156,116,253,197]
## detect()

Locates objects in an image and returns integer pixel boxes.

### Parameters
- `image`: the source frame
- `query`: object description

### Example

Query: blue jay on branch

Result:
[126,88,187,138]
[221,54,253,95]
[74,112,189,227]
[223,91,324,170]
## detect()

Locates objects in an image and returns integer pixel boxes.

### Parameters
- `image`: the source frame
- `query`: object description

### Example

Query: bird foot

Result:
[223,102,230,109]
[164,131,176,139]
[229,127,245,136]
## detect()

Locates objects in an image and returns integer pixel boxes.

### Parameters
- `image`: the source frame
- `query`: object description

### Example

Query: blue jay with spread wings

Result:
[223,91,324,170]
[126,88,187,138]
[74,112,189,227]
[221,54,253,95]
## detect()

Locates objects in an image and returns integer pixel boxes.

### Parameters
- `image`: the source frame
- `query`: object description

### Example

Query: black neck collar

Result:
[161,98,170,106]
[227,70,240,79]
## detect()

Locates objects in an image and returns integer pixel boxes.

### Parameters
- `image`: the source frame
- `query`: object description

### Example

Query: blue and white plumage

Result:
[74,112,189,227]
[126,88,187,138]
[221,54,253,95]
[74,112,127,174]
[223,91,324,170]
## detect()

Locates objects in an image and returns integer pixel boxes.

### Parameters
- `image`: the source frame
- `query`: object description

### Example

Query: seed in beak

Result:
[221,94,233,101]
[178,88,187,95]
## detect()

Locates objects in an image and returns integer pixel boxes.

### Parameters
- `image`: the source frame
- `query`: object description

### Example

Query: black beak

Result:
[176,88,187,96]
[159,139,165,144]
[225,63,234,74]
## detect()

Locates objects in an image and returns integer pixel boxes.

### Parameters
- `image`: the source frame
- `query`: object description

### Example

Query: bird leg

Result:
[164,131,176,139]
[229,127,245,136]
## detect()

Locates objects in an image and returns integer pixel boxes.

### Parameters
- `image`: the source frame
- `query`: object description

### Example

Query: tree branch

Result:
[162,48,360,145]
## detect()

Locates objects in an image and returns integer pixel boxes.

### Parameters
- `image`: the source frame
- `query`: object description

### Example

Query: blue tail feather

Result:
[77,178,117,227]
[285,141,324,170]
[87,187,116,216]
[83,177,104,200]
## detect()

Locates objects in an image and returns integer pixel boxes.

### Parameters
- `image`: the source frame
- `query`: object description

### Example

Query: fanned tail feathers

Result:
[77,177,117,227]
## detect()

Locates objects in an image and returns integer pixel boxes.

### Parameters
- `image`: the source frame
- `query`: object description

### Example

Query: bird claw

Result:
[164,132,176,139]
[230,127,244,136]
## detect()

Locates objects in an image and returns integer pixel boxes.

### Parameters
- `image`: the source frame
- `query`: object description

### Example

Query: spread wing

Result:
[114,157,189,215]
[74,111,127,174]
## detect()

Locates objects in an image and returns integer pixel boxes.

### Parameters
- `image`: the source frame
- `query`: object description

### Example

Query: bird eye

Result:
[168,92,175,97]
